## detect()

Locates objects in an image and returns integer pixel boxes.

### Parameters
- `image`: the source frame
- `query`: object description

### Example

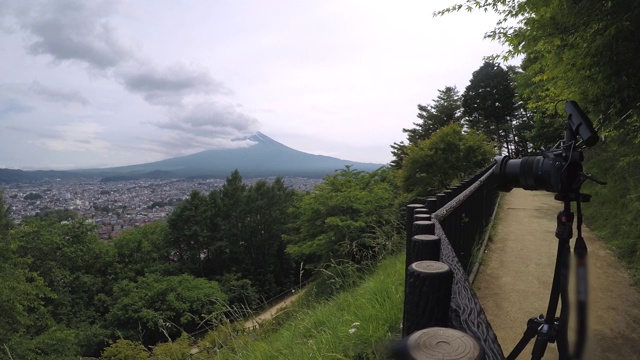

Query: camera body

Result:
[493,101,597,196]
[493,149,583,194]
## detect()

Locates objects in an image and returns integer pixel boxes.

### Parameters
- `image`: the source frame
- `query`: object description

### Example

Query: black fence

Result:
[399,163,504,360]
[432,163,499,273]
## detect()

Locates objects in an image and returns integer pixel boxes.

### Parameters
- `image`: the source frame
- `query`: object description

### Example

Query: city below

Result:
[1,177,323,239]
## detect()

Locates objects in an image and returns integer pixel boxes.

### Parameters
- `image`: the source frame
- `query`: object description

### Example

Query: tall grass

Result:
[582,137,640,283]
[211,253,406,359]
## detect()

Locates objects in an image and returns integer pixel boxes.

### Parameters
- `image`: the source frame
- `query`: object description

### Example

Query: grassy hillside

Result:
[582,136,640,284]
[202,253,405,359]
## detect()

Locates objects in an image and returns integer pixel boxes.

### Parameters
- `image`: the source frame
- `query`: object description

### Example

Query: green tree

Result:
[391,86,463,168]
[10,218,113,328]
[164,170,297,300]
[0,190,13,237]
[0,240,52,357]
[24,192,43,200]
[112,221,176,281]
[0,196,94,358]
[286,167,397,267]
[101,339,150,360]
[13,326,81,359]
[462,61,518,156]
[167,190,213,276]
[164,170,248,279]
[150,333,191,360]
[219,273,261,310]
[397,123,494,197]
[242,178,296,297]
[106,274,227,346]
[527,113,565,151]
[31,208,77,222]
[218,170,248,273]
[437,0,640,138]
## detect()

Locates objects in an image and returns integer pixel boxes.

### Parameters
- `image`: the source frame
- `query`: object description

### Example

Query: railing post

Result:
[408,234,441,264]
[397,327,483,360]
[436,193,447,210]
[409,212,438,265]
[414,208,429,216]
[412,220,435,237]
[402,261,453,337]
[426,197,439,213]
[405,204,425,267]
[413,214,431,223]
[443,189,454,201]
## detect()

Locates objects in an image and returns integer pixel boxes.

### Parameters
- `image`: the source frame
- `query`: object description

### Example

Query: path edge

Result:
[469,193,502,284]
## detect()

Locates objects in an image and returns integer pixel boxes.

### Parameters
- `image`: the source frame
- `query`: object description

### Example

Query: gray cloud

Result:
[3,0,261,158]
[139,133,256,158]
[118,63,228,105]
[157,102,260,139]
[29,81,89,105]
[12,0,132,69]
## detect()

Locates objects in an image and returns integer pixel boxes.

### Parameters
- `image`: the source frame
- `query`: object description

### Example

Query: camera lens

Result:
[493,155,553,192]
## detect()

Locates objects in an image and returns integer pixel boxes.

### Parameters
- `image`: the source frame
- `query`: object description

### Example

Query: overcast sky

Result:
[0,0,508,170]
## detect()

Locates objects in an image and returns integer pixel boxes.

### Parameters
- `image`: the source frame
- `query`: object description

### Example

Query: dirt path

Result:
[474,189,640,359]
[243,290,304,329]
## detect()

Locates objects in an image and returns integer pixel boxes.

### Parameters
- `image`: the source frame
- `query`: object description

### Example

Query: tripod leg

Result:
[531,209,573,360]
[573,199,588,359]
[556,242,571,359]
[506,317,542,360]
[574,235,588,358]
[508,207,576,360]
[546,210,573,322]
[531,323,553,360]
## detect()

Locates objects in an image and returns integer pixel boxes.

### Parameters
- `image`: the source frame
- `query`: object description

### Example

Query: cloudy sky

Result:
[0,0,507,170]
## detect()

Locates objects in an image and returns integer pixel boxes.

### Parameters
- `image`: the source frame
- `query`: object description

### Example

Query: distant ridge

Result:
[91,132,384,179]
[0,133,384,183]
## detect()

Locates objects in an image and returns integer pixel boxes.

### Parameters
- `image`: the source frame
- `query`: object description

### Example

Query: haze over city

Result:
[0,0,506,170]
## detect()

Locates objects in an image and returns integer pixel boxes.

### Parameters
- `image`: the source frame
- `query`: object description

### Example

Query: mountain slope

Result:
[84,132,384,179]
[0,133,385,182]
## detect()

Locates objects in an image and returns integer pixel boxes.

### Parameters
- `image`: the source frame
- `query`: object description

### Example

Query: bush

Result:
[397,123,494,198]
[101,339,149,360]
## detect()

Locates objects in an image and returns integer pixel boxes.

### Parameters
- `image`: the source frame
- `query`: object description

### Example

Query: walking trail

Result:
[474,189,640,360]
[243,289,304,329]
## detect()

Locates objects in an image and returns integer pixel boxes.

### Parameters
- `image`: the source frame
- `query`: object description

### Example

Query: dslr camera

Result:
[493,101,601,198]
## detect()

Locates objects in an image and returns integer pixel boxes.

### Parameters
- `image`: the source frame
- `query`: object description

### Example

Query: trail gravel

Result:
[474,189,640,359]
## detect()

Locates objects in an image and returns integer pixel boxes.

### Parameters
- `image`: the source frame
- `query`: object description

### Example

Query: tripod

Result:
[507,194,589,360]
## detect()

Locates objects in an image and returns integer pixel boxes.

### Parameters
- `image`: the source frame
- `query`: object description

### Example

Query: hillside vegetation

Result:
[211,253,405,360]
[437,0,640,285]
[582,138,640,283]
[1,1,639,358]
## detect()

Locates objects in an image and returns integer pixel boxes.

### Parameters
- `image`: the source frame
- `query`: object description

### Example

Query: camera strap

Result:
[573,199,588,359]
